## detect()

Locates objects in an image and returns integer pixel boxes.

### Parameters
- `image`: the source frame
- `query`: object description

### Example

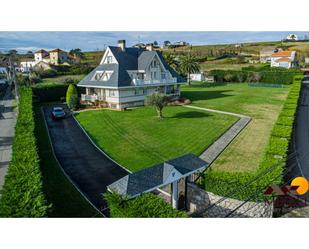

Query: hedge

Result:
[32,82,85,102]
[104,192,188,218]
[0,87,49,217]
[202,75,303,201]
[209,68,302,85]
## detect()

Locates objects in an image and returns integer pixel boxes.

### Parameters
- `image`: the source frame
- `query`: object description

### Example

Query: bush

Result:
[66,84,78,109]
[0,87,49,217]
[104,192,188,218]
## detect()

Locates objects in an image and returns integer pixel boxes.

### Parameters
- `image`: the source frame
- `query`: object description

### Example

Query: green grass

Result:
[75,106,238,172]
[40,74,85,84]
[34,103,101,217]
[181,82,290,172]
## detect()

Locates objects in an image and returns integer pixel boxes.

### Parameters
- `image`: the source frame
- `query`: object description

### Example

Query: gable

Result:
[100,47,118,65]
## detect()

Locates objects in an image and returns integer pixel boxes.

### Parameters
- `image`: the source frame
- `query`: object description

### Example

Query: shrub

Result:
[66,84,78,109]
[0,87,49,217]
[104,192,188,218]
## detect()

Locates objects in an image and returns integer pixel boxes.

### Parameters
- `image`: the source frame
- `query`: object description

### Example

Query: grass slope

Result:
[34,103,101,217]
[75,106,237,172]
[181,82,289,172]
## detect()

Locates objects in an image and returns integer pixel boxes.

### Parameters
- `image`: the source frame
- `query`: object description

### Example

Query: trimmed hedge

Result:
[0,87,49,217]
[209,68,302,85]
[202,75,303,201]
[32,82,85,102]
[104,192,188,218]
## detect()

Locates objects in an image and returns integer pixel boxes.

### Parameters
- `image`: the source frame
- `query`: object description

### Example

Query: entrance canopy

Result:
[107,154,208,199]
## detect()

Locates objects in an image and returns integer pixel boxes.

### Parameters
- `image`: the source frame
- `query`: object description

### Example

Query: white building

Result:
[189,73,214,82]
[19,59,36,73]
[78,40,184,110]
[270,51,297,69]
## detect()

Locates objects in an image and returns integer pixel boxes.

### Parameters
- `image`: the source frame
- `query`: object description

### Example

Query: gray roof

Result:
[78,46,184,88]
[107,154,208,198]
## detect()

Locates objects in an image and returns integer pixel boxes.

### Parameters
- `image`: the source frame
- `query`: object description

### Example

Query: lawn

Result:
[34,103,101,217]
[181,82,290,172]
[40,74,85,84]
[75,106,238,172]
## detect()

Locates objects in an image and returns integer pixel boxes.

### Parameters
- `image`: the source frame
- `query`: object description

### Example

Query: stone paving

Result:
[184,105,251,164]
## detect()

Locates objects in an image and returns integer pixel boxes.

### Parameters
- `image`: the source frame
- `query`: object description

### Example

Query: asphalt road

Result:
[43,105,128,216]
[287,75,309,200]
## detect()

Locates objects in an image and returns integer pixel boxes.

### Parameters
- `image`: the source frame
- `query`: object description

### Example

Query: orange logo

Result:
[290,176,309,195]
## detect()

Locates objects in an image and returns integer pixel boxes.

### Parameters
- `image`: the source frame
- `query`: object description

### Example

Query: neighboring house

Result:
[270,50,297,69]
[305,57,309,64]
[34,49,50,63]
[49,48,69,65]
[20,59,36,73]
[260,47,279,63]
[78,40,184,110]
[189,72,214,82]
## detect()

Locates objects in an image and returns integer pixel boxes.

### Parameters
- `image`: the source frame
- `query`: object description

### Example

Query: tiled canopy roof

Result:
[107,154,208,199]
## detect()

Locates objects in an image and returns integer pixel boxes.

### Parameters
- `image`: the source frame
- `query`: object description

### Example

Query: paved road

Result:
[0,85,17,193]
[43,105,128,216]
[287,76,309,200]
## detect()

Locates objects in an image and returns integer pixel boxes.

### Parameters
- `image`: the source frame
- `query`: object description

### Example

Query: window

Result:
[92,71,113,81]
[107,56,113,64]
[153,72,157,79]
[109,90,116,97]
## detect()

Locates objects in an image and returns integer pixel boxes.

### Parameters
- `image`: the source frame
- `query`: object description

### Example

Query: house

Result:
[189,72,214,82]
[19,58,36,73]
[260,47,279,63]
[270,50,297,69]
[78,40,184,110]
[34,49,50,63]
[49,48,69,65]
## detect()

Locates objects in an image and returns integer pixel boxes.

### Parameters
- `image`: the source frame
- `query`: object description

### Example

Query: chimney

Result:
[118,40,126,51]
[146,43,154,51]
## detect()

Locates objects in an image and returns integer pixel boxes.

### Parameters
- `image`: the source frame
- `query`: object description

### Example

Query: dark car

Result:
[51,107,66,119]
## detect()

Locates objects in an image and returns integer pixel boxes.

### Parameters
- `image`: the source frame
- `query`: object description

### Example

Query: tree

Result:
[179,54,200,85]
[69,48,85,61]
[163,53,179,70]
[249,72,261,83]
[145,93,169,119]
[66,84,79,110]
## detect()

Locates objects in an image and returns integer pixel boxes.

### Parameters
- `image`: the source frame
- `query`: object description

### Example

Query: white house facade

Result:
[270,51,296,69]
[78,40,184,110]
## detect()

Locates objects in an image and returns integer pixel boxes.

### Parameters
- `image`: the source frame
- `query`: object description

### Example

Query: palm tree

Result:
[179,54,200,85]
[163,53,179,70]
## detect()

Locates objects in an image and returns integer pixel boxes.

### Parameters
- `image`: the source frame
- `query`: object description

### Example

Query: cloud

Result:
[0,31,308,53]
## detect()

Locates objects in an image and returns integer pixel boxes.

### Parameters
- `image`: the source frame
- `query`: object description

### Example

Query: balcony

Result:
[132,77,177,86]
[81,94,105,102]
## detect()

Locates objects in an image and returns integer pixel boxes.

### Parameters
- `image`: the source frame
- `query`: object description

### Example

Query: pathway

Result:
[0,85,17,193]
[184,105,251,164]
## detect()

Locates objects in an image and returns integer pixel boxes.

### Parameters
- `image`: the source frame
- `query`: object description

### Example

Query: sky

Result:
[0,31,308,53]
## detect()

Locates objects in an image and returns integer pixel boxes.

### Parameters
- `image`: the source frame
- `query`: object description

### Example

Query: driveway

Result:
[43,105,128,216]
[0,85,17,193]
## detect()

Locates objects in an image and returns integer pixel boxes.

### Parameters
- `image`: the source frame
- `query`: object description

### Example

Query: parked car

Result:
[51,107,66,119]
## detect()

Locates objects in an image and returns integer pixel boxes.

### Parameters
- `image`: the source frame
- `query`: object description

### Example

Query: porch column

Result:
[172,180,178,209]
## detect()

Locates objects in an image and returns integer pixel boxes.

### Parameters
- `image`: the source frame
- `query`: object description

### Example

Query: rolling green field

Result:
[181,82,290,172]
[40,74,85,84]
[75,106,237,172]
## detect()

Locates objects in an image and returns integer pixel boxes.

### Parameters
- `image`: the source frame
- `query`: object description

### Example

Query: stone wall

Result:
[186,182,273,218]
